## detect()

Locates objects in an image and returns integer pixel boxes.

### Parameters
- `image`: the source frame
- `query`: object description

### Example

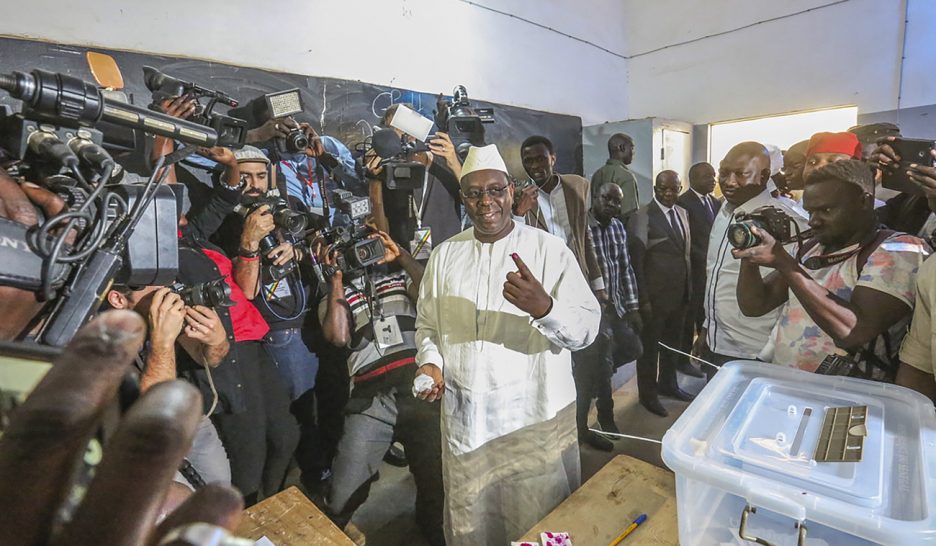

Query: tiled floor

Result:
[337,361,709,546]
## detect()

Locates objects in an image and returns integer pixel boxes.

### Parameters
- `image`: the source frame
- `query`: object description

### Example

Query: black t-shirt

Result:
[212,208,312,331]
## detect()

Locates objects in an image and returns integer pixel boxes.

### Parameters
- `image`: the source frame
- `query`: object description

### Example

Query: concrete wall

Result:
[623,0,936,126]
[0,0,630,125]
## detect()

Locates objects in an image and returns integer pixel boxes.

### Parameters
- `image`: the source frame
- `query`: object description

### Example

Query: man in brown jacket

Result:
[515,135,611,450]
[515,136,606,294]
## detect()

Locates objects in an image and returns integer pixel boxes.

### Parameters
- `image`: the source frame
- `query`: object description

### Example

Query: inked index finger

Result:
[510,252,534,279]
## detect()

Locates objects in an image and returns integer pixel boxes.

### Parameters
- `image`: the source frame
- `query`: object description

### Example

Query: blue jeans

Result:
[263,327,319,401]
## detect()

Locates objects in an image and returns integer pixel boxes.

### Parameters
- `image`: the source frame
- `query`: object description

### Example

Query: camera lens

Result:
[274,209,307,234]
[285,129,308,153]
[727,221,761,249]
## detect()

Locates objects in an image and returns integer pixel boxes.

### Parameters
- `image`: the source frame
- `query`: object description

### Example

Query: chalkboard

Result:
[0,36,583,178]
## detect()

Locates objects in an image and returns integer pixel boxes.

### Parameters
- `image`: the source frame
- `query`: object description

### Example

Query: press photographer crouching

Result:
[734,159,929,380]
[105,282,232,495]
[315,225,443,545]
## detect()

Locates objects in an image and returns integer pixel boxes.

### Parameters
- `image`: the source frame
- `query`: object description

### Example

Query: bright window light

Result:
[709,106,858,165]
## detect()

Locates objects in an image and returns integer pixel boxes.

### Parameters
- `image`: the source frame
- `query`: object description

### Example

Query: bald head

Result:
[718,141,770,206]
[608,133,634,163]
[654,170,680,207]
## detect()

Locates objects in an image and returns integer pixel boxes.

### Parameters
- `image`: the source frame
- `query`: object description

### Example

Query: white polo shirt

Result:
[703,189,809,359]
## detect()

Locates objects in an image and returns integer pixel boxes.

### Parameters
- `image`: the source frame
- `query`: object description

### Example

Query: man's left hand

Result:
[195,146,238,169]
[504,253,553,319]
[182,305,226,347]
[373,230,401,264]
[267,242,296,266]
[297,122,326,158]
[730,227,792,269]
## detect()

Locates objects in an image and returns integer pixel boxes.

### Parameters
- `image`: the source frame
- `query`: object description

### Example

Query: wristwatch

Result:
[237,246,260,259]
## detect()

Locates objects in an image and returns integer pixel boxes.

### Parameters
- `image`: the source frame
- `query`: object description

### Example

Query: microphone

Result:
[372,128,403,158]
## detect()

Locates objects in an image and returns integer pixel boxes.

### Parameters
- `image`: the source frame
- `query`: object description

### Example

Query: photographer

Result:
[734,160,928,379]
[365,103,463,254]
[105,285,232,488]
[316,230,443,546]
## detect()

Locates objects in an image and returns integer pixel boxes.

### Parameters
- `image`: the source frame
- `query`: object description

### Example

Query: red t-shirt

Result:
[200,247,270,342]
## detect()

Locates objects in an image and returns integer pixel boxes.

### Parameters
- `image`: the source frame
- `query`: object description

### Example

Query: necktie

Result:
[668,209,684,245]
[705,195,716,222]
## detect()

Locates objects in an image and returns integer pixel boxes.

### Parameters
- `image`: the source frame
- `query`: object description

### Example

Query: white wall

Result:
[0,0,629,124]
[622,0,936,124]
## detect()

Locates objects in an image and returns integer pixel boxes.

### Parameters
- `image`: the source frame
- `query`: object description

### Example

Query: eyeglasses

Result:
[461,185,509,201]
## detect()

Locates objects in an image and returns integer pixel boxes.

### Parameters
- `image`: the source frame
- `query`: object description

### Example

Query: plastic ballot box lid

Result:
[662,360,936,545]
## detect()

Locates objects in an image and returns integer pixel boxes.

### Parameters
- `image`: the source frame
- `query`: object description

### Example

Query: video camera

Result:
[142,66,247,148]
[434,85,493,159]
[368,127,430,192]
[0,67,201,346]
[170,278,235,309]
[242,195,308,281]
[318,189,384,277]
[727,206,809,250]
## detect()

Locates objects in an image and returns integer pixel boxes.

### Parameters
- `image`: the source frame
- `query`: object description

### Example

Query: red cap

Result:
[806,132,862,159]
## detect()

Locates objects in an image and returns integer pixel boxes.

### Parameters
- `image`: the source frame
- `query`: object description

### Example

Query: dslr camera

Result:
[143,66,247,147]
[434,85,494,159]
[318,189,384,276]
[727,206,801,250]
[170,278,235,309]
[243,196,308,281]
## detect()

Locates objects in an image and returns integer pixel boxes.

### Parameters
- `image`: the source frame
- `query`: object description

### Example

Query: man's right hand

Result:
[415,364,444,402]
[149,288,185,352]
[514,183,538,216]
[158,96,197,120]
[240,205,275,249]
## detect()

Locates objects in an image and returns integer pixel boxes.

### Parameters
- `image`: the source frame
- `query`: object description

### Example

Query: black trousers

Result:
[572,313,615,435]
[637,303,687,399]
[212,341,300,504]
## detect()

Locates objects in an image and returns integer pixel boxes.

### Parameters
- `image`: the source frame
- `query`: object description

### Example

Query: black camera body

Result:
[434,85,494,159]
[142,66,247,148]
[170,278,235,309]
[243,196,308,281]
[319,189,384,276]
[368,128,428,192]
[228,89,308,156]
[727,206,799,250]
[274,129,309,155]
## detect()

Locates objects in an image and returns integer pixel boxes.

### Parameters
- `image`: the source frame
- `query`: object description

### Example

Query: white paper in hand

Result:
[412,373,435,397]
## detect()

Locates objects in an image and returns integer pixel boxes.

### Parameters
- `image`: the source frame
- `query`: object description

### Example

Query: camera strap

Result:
[410,168,431,228]
[799,228,894,271]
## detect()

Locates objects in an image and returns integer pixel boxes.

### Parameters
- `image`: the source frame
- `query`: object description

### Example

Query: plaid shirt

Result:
[588,213,640,318]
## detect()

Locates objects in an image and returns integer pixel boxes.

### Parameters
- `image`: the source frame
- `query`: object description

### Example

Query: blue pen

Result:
[609,513,647,546]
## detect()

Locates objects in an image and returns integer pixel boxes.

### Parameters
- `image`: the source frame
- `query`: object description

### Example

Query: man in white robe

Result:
[414,144,601,545]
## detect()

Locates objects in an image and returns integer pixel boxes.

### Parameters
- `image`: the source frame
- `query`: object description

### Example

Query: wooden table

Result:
[520,455,679,545]
[236,486,356,545]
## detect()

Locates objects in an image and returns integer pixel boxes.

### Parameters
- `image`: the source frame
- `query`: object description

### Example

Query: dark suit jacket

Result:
[626,200,691,313]
[677,190,722,295]
[523,174,603,287]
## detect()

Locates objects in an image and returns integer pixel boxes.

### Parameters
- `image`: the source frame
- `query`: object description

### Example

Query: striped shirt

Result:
[318,271,417,379]
[588,214,640,318]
